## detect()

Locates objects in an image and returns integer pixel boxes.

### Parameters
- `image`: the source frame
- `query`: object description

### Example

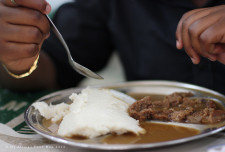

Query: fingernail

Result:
[176,40,180,49]
[45,3,51,14]
[176,40,183,50]
[191,57,197,64]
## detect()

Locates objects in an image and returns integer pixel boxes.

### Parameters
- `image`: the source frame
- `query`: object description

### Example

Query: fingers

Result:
[176,9,203,50]
[1,0,51,14]
[176,9,206,64]
[176,5,225,64]
[200,19,225,55]
[0,6,50,48]
[0,42,39,64]
[0,0,51,73]
[4,7,50,38]
[187,13,220,62]
[3,24,43,44]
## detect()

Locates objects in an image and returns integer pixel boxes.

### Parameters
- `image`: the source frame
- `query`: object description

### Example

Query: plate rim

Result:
[24,80,225,150]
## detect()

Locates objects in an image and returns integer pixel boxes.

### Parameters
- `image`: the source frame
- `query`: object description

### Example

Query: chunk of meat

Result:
[170,108,193,122]
[209,109,225,123]
[129,92,225,124]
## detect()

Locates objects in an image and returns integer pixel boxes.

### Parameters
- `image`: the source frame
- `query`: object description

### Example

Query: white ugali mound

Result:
[58,87,145,138]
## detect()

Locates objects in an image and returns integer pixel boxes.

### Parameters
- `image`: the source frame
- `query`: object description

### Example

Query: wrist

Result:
[3,55,40,79]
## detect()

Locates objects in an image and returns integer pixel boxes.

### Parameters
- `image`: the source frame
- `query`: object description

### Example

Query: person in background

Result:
[0,0,224,94]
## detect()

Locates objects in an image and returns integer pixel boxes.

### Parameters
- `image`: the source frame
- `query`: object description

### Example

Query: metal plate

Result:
[24,80,225,151]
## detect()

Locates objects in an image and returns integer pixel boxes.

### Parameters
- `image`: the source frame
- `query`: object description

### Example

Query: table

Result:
[0,89,225,152]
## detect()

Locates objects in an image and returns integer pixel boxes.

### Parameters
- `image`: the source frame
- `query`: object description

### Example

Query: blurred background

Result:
[47,0,73,17]
[47,0,125,86]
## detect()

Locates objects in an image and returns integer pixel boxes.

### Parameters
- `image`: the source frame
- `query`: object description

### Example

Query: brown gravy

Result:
[42,119,200,144]
[128,93,165,101]
[102,122,199,144]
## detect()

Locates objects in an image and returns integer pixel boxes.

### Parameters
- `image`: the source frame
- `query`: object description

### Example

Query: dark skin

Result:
[0,0,223,91]
[176,1,225,65]
[0,0,51,73]
[0,0,57,91]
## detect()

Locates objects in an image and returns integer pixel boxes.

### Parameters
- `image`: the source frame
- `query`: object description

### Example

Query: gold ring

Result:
[10,0,18,6]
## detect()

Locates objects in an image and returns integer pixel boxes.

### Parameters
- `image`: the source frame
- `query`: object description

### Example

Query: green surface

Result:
[0,89,52,133]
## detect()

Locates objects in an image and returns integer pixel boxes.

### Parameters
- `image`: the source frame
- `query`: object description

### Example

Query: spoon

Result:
[46,15,103,79]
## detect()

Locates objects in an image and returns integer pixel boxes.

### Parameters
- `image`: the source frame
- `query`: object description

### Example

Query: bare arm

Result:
[0,51,58,91]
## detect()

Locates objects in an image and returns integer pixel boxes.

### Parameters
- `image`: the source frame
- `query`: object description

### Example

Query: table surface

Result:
[0,88,225,152]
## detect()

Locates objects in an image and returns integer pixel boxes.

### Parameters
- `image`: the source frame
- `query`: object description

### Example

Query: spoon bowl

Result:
[46,15,103,79]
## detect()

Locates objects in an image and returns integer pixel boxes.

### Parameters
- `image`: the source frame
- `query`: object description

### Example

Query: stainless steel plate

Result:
[24,80,225,151]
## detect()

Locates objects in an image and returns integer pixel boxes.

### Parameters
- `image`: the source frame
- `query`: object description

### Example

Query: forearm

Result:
[0,51,58,91]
